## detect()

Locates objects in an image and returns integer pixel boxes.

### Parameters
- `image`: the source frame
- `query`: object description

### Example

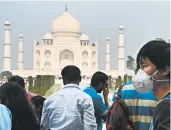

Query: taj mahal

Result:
[2,7,125,78]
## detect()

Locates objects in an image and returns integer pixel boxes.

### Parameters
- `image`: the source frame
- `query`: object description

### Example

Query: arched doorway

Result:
[36,62,40,70]
[59,49,74,70]
[44,61,51,70]
[44,50,51,59]
[82,51,88,59]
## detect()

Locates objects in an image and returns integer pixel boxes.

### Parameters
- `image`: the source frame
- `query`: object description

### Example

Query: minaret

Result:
[105,37,110,71]
[118,25,125,76]
[3,20,11,71]
[65,4,68,11]
[18,33,24,70]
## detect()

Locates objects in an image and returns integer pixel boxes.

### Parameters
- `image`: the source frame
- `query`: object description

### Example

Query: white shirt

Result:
[41,83,97,130]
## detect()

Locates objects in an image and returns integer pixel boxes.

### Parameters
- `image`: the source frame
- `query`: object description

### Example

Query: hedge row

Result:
[28,75,55,96]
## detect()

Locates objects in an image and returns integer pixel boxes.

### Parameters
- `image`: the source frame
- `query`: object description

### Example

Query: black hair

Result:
[90,71,108,87]
[30,96,46,124]
[30,96,45,110]
[8,75,25,88]
[61,65,81,82]
[136,38,170,78]
[0,82,39,130]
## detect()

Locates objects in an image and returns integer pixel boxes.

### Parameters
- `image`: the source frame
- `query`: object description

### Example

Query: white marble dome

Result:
[19,33,23,38]
[106,37,110,40]
[43,32,53,39]
[52,12,81,33]
[5,20,10,25]
[119,24,124,29]
[80,34,89,41]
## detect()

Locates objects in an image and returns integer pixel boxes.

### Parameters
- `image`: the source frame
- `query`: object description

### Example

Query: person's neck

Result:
[65,81,78,85]
[153,83,170,101]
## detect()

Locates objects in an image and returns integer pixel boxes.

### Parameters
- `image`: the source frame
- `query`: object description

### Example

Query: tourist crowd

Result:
[0,38,170,130]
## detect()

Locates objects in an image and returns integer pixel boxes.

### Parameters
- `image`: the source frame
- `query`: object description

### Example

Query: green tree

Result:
[0,71,12,79]
[128,76,133,82]
[123,74,128,84]
[118,76,122,86]
[108,75,112,88]
[28,75,55,96]
[28,76,33,88]
[115,78,118,90]
[126,55,136,70]
[115,76,122,90]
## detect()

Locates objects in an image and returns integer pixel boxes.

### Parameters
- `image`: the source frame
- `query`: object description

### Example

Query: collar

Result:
[87,86,97,93]
[63,83,81,90]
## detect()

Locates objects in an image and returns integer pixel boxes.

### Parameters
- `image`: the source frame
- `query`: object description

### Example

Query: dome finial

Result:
[65,4,68,12]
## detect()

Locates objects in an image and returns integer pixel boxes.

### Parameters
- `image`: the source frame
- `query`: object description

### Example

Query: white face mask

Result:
[132,69,170,93]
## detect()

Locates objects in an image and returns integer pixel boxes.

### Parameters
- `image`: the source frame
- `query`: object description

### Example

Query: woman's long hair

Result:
[0,82,39,130]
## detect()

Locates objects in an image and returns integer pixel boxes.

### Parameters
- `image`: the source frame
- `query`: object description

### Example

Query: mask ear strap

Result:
[151,73,170,82]
[152,69,170,82]
[153,70,159,76]
[152,78,170,82]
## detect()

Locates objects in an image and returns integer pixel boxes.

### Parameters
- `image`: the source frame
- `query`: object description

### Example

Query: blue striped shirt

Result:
[112,82,157,130]
[0,104,12,130]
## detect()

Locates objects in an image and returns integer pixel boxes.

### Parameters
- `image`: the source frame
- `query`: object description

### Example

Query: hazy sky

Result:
[0,1,170,70]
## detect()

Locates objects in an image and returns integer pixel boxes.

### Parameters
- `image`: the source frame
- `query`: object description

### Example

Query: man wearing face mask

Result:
[112,81,157,130]
[132,39,170,130]
[84,71,109,130]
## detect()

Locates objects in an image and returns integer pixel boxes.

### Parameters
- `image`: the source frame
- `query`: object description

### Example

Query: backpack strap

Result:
[114,85,124,100]
[117,85,124,95]
[117,84,134,129]
[119,99,133,128]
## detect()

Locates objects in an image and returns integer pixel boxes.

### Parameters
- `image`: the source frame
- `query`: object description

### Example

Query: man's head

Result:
[61,65,81,85]
[8,75,25,88]
[135,39,170,91]
[90,71,108,93]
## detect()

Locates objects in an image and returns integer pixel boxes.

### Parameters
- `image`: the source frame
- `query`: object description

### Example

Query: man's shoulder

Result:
[96,94,103,100]
[0,104,6,108]
[122,82,136,91]
[118,82,157,100]
[154,99,170,128]
[156,99,170,109]
[0,104,11,118]
[84,87,99,96]
[44,90,62,104]
[83,86,92,92]
[78,89,93,100]
[45,88,92,104]
[0,104,10,112]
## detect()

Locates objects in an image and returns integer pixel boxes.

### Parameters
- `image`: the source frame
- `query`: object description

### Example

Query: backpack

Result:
[106,85,134,130]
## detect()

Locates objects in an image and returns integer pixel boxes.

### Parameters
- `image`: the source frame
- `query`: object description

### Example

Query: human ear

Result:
[161,66,170,76]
